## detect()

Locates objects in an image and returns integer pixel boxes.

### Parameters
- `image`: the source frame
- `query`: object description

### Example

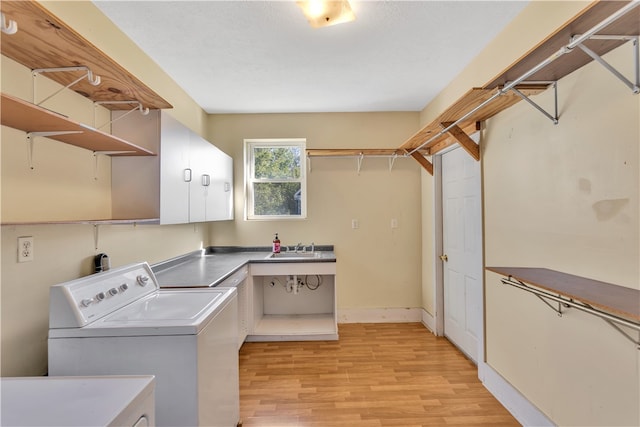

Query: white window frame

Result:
[244,138,307,220]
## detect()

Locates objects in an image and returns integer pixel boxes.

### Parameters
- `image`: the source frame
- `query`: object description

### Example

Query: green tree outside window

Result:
[246,140,306,219]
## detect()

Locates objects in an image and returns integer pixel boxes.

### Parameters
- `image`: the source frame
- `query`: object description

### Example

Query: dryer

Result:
[1,375,155,427]
[48,262,239,427]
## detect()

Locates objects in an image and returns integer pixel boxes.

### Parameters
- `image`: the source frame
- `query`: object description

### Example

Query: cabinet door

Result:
[159,112,191,224]
[206,146,234,221]
[188,133,210,223]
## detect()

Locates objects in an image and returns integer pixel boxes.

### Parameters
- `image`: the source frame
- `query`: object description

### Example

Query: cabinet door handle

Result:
[202,174,210,186]
[184,168,192,182]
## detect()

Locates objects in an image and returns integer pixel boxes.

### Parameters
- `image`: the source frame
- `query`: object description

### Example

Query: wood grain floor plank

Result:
[239,323,520,426]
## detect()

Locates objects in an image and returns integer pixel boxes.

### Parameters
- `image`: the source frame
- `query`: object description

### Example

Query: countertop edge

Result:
[152,246,336,288]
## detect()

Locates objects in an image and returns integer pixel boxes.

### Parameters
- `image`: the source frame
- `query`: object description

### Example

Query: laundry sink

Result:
[267,252,322,260]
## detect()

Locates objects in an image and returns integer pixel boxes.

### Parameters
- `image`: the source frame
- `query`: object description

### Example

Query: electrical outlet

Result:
[391,218,398,229]
[351,219,359,229]
[18,236,34,262]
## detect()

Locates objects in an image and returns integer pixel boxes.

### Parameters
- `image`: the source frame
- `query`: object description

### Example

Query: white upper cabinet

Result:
[159,113,191,224]
[188,124,234,223]
[111,110,233,223]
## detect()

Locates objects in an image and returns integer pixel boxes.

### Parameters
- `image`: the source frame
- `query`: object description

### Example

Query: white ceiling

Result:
[93,1,529,114]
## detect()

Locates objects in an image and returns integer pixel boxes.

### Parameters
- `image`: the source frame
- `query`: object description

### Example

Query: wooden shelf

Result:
[400,85,548,155]
[1,218,160,226]
[486,267,640,322]
[0,0,171,110]
[402,2,639,158]
[485,1,640,89]
[308,4,638,162]
[307,148,404,157]
[1,93,156,156]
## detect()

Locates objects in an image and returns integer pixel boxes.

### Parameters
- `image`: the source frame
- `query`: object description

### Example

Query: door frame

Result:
[433,142,485,365]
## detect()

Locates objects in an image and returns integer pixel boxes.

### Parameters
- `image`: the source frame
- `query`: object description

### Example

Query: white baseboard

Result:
[479,362,555,427]
[337,307,422,323]
[420,308,436,334]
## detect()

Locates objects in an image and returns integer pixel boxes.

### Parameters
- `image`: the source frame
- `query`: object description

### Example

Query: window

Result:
[245,139,307,220]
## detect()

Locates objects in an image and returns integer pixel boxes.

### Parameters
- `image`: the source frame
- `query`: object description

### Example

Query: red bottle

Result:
[273,233,281,253]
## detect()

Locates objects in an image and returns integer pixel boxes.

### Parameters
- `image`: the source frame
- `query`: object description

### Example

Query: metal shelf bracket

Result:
[26,131,83,170]
[94,100,150,130]
[356,153,364,175]
[508,81,559,124]
[1,12,18,34]
[571,35,640,94]
[388,152,398,172]
[500,276,640,349]
[32,66,101,106]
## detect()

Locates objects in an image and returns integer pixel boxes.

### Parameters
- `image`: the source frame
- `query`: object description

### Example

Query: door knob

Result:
[439,254,448,262]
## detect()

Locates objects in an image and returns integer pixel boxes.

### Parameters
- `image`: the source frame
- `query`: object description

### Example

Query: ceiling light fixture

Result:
[297,0,356,28]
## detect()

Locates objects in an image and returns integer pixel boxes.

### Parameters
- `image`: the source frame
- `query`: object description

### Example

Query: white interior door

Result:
[441,146,482,362]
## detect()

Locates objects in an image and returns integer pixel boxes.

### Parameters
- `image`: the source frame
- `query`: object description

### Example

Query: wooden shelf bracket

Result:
[499,276,640,349]
[409,151,434,175]
[572,35,640,94]
[33,66,101,106]
[440,122,481,161]
[1,11,17,34]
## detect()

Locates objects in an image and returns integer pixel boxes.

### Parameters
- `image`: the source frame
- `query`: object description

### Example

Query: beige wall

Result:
[1,1,210,376]
[207,113,423,311]
[483,45,639,427]
[417,1,639,425]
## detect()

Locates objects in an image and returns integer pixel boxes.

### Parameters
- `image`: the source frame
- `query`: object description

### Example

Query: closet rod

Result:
[406,1,640,156]
[501,277,640,333]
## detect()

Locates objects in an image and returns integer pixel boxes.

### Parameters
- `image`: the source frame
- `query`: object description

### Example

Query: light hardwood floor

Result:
[239,323,520,426]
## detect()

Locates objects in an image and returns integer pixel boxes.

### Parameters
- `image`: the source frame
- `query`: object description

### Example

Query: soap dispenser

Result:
[273,233,281,253]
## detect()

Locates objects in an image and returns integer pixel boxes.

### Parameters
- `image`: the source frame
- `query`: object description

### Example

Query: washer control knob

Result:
[119,283,129,292]
[81,298,94,307]
[136,275,149,287]
[108,288,118,296]
[95,292,106,301]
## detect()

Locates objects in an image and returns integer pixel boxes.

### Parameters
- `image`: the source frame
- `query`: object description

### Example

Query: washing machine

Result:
[48,262,239,427]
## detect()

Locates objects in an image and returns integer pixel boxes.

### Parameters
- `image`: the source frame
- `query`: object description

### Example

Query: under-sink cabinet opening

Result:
[248,262,337,341]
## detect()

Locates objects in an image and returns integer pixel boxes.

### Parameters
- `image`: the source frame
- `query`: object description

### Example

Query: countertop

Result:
[152,246,335,288]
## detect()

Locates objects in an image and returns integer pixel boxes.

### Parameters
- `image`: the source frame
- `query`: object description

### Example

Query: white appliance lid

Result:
[106,291,222,322]
[49,288,236,338]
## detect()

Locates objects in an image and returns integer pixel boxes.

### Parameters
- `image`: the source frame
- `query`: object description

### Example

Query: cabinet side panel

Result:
[111,110,160,220]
